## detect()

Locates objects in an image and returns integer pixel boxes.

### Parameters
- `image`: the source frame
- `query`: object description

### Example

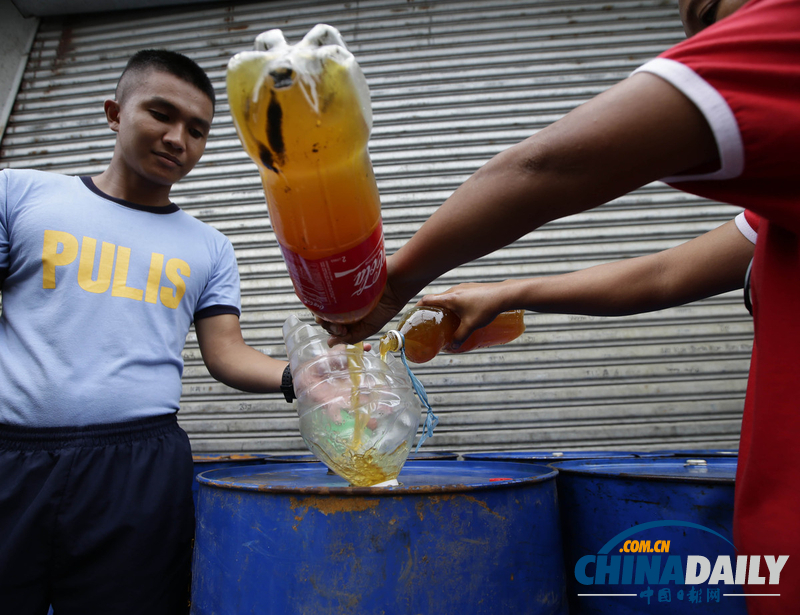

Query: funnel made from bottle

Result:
[283,315,422,486]
[227,25,386,324]
[380,306,526,364]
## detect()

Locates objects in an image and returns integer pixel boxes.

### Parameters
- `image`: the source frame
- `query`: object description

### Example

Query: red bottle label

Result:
[280,225,387,315]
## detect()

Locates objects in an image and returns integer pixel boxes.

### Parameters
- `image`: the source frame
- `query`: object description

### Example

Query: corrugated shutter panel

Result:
[0,0,751,454]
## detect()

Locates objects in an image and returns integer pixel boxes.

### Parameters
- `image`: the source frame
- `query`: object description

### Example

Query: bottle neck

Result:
[379,330,404,356]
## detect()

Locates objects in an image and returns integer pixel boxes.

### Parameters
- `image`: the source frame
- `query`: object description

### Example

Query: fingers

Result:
[417,285,500,348]
[449,321,476,349]
[418,283,482,306]
[417,293,447,308]
[326,329,356,348]
[326,324,370,347]
[315,316,346,337]
[326,303,404,346]
[417,291,471,344]
[312,319,371,350]
[313,316,369,347]
[418,289,456,309]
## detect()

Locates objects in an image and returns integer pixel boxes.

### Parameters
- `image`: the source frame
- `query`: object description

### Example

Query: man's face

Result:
[678,0,750,37]
[109,69,213,188]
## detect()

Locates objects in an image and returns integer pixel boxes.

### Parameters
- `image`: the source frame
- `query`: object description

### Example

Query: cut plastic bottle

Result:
[283,315,422,486]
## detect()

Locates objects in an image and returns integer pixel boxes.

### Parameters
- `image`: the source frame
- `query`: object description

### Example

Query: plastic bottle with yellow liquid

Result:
[380,307,526,364]
[227,24,385,324]
[283,315,422,486]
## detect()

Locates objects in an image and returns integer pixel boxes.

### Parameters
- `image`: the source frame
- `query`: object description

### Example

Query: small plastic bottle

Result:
[227,24,385,324]
[380,307,526,364]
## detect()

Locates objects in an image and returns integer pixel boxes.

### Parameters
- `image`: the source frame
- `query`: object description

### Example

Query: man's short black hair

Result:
[116,49,216,109]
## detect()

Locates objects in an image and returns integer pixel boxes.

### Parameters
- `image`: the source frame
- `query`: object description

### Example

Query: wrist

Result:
[496,279,530,312]
[388,247,437,305]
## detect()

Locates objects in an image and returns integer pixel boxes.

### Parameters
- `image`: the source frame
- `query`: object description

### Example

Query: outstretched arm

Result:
[326,71,719,344]
[418,219,754,344]
[195,313,286,393]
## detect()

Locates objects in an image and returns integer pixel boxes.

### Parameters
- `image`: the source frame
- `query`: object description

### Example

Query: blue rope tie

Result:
[395,332,439,451]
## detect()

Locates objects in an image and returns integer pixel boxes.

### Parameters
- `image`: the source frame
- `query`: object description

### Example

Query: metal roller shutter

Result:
[0,0,751,454]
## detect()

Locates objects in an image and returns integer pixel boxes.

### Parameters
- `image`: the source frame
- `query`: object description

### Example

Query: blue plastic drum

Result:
[639,449,738,458]
[553,457,742,614]
[191,453,268,507]
[462,450,637,464]
[191,460,567,614]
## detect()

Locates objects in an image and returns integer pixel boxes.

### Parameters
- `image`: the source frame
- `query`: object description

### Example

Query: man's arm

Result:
[327,71,720,344]
[194,313,286,393]
[417,219,754,344]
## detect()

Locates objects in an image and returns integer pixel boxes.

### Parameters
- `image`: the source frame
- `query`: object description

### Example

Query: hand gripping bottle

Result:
[380,307,526,364]
[283,315,422,486]
[227,24,386,324]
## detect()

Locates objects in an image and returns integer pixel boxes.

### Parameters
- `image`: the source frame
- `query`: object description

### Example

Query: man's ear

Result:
[104,99,121,132]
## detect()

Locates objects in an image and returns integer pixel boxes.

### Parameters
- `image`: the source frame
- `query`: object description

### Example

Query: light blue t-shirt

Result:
[0,169,241,427]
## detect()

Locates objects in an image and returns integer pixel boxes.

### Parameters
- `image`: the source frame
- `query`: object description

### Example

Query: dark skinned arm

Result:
[326,71,720,345]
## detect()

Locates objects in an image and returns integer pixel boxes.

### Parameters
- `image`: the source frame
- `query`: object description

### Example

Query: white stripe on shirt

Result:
[735,211,758,244]
[632,57,745,183]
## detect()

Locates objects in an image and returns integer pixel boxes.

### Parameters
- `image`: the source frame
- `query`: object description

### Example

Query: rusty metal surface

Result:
[192,452,268,463]
[197,459,558,496]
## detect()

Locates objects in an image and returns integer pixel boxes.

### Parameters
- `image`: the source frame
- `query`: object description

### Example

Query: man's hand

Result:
[417,281,514,346]
[317,259,411,346]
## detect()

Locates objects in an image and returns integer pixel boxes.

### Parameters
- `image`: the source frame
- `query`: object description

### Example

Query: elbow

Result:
[204,361,226,385]
[516,139,562,176]
[473,136,590,225]
[201,351,231,386]
[483,138,560,180]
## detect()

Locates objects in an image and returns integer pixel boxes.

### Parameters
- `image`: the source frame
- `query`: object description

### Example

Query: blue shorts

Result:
[0,414,194,615]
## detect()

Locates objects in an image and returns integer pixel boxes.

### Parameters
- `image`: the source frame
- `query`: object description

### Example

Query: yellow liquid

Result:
[227,51,383,323]
[312,441,410,487]
[379,338,391,362]
[346,342,367,448]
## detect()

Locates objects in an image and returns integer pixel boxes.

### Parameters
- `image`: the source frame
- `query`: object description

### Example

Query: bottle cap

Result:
[385,329,404,351]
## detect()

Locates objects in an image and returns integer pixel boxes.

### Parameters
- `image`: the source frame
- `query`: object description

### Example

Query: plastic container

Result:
[283,314,421,486]
[227,24,385,324]
[380,306,526,363]
[191,460,567,614]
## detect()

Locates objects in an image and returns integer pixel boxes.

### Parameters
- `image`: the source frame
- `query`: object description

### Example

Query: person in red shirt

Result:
[325,1,799,612]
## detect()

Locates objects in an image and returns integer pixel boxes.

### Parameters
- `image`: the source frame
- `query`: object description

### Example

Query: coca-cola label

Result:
[280,225,387,315]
